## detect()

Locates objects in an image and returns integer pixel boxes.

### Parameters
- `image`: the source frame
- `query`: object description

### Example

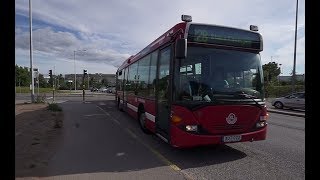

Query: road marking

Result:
[116,152,125,156]
[98,102,106,105]
[55,100,67,104]
[97,105,194,180]
[96,105,121,125]
[46,97,53,99]
[125,128,194,179]
[84,114,106,117]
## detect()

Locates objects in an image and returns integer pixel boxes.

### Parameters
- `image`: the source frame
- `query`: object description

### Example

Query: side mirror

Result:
[175,39,187,59]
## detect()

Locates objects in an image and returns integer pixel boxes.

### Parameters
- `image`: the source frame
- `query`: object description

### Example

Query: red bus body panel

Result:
[170,105,267,148]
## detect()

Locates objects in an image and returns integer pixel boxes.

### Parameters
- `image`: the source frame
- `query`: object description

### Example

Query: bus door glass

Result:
[156,46,171,136]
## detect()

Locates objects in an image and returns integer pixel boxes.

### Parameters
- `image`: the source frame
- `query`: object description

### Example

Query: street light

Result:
[292,0,298,93]
[29,0,35,103]
[33,68,39,98]
[74,49,86,91]
[278,63,282,86]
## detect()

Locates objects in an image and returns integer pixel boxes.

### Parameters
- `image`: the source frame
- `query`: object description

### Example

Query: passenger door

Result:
[156,46,172,138]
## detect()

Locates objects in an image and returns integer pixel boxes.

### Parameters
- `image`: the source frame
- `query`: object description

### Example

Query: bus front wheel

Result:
[117,97,123,111]
[138,112,151,134]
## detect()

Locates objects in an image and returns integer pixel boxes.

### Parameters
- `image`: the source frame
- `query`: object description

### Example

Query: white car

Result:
[99,87,108,92]
[271,92,305,110]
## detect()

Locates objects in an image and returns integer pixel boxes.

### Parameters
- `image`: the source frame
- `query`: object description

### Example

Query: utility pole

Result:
[87,73,89,90]
[74,50,76,91]
[29,0,35,103]
[83,69,87,103]
[37,74,39,98]
[292,0,298,93]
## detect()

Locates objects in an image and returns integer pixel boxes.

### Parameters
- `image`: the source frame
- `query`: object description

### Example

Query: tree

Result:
[38,74,48,88]
[101,79,109,87]
[15,65,31,86]
[56,74,66,89]
[262,62,281,84]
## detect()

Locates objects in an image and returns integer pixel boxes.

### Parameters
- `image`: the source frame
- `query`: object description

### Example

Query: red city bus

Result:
[116,15,268,148]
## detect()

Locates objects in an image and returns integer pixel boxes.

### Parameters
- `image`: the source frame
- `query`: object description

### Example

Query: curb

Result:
[267,109,305,118]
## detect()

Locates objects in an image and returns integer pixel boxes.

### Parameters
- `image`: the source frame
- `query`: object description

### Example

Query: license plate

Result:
[222,135,242,143]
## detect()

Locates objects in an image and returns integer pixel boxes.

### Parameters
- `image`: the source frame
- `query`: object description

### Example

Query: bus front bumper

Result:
[170,125,267,148]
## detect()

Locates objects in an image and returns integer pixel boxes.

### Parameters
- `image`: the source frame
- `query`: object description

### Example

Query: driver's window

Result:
[297,93,305,98]
[289,94,297,98]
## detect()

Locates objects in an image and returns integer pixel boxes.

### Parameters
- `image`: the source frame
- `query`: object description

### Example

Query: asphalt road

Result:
[17,95,305,179]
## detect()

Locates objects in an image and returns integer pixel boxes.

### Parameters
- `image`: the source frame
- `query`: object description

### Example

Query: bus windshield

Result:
[174,46,264,103]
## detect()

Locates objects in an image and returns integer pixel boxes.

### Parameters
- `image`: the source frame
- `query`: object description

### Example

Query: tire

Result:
[138,112,151,134]
[274,101,283,109]
[117,97,123,111]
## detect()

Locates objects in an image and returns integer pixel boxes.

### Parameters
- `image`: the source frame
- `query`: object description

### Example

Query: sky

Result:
[15,0,305,76]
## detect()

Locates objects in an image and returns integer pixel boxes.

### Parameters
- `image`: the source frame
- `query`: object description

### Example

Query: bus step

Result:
[156,133,169,143]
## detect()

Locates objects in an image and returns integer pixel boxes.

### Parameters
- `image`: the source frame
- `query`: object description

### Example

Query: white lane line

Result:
[96,105,121,125]
[84,114,106,117]
[124,128,195,179]
[46,97,53,99]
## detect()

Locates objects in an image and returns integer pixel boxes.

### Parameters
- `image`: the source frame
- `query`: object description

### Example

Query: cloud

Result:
[15,26,131,69]
[15,0,305,75]
[15,27,79,52]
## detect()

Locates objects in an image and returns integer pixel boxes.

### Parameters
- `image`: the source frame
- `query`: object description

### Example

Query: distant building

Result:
[278,74,305,82]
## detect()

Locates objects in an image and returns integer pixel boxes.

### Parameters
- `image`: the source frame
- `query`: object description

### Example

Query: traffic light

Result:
[83,69,87,75]
[49,70,52,78]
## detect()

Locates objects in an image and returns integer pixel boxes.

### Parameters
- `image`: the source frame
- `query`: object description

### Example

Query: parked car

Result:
[99,87,108,92]
[90,87,99,92]
[106,87,115,93]
[111,87,116,94]
[271,92,305,110]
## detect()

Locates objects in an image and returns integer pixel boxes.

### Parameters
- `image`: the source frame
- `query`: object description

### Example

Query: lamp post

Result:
[292,0,298,93]
[29,0,35,103]
[87,73,89,90]
[278,63,282,86]
[33,68,39,98]
[74,49,86,91]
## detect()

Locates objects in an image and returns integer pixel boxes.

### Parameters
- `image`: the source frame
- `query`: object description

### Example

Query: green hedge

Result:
[265,85,305,98]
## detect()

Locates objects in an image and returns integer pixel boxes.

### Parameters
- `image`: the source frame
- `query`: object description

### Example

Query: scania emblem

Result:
[226,113,237,124]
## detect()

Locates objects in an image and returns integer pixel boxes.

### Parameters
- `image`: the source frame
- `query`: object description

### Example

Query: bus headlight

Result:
[185,125,198,132]
[256,121,267,128]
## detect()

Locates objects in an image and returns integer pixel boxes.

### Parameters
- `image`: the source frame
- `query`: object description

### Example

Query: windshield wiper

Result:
[234,92,263,109]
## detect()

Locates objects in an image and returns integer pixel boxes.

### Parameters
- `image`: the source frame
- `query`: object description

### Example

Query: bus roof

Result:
[118,22,187,70]
[117,22,262,71]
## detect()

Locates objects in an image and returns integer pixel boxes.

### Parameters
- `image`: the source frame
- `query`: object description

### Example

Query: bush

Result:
[48,103,62,112]
[265,85,304,98]
[34,94,47,103]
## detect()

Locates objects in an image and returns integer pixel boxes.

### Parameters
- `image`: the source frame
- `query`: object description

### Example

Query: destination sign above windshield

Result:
[187,24,262,50]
